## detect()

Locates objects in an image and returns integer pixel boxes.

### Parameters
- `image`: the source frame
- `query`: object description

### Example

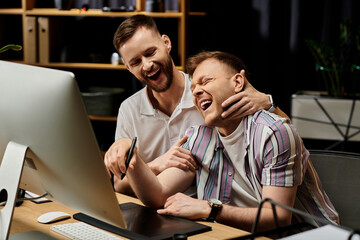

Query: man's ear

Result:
[162,34,172,53]
[234,70,246,93]
[118,50,130,70]
[123,61,130,71]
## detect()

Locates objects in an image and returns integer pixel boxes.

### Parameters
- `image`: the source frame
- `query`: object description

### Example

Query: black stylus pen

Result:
[121,137,137,180]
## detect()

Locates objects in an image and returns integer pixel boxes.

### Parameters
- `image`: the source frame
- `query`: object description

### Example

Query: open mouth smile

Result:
[147,67,161,81]
[200,100,212,111]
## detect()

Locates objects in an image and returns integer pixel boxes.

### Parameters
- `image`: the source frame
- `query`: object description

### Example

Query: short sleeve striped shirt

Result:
[182,110,339,227]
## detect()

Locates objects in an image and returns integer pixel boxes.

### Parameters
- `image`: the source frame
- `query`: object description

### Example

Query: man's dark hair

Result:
[186,51,250,79]
[113,14,160,53]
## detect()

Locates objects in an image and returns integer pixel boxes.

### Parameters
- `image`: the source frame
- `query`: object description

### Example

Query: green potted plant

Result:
[305,20,360,98]
[290,21,360,148]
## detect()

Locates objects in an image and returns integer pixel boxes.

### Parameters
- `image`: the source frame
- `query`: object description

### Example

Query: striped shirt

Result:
[182,110,339,226]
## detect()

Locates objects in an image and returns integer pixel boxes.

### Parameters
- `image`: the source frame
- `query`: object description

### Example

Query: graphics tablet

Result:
[74,202,211,240]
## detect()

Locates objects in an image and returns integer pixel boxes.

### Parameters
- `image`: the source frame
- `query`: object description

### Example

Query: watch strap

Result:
[208,207,220,222]
[207,199,222,222]
[267,94,277,113]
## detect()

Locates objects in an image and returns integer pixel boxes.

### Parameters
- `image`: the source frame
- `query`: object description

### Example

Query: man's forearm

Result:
[216,204,292,232]
[113,176,135,196]
[127,152,195,210]
[127,154,168,208]
[273,107,290,119]
[113,158,171,195]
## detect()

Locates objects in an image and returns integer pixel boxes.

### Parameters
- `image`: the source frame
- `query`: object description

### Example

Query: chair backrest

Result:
[310,150,360,230]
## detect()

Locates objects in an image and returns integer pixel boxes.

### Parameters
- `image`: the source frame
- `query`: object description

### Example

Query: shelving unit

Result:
[0,0,190,71]
[0,0,204,150]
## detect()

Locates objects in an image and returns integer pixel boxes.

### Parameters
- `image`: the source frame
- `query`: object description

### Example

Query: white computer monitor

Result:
[0,61,126,229]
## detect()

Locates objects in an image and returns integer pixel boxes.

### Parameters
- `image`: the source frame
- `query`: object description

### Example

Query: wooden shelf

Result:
[188,12,206,16]
[0,8,23,14]
[89,115,117,122]
[35,62,128,70]
[0,8,205,17]
[27,62,184,71]
[0,0,204,147]
[1,0,201,71]
[25,9,184,18]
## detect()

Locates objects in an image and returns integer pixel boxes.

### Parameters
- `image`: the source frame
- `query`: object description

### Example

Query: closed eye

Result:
[130,58,141,67]
[145,49,156,57]
[202,77,213,85]
[191,77,213,93]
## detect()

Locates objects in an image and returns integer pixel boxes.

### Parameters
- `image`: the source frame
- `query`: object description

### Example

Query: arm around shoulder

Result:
[273,107,290,119]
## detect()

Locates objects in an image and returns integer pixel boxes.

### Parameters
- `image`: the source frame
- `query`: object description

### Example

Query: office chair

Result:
[309,150,360,230]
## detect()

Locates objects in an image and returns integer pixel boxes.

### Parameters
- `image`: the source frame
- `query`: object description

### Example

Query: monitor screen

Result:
[0,61,126,229]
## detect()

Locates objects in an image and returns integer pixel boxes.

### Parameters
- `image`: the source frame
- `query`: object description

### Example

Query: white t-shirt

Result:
[218,122,259,207]
[115,72,204,162]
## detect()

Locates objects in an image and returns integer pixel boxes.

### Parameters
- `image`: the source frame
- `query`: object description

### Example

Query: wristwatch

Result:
[267,94,277,113]
[207,198,222,222]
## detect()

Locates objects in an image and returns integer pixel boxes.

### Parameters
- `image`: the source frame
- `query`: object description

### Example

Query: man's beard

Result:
[144,56,173,92]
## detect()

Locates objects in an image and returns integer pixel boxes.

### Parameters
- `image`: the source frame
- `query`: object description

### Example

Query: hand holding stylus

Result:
[104,136,137,185]
[121,137,137,180]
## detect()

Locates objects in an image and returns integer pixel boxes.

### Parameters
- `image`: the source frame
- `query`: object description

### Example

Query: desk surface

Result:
[9,193,268,240]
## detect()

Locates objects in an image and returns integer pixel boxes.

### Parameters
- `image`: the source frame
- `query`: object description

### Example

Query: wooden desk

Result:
[9,193,268,240]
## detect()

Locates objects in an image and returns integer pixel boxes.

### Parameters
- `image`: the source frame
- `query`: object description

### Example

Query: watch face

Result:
[209,198,222,205]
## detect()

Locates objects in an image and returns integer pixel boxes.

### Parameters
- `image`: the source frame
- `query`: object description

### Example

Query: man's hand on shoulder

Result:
[148,136,197,175]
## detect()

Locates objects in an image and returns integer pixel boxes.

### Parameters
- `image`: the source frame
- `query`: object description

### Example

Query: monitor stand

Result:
[0,141,28,240]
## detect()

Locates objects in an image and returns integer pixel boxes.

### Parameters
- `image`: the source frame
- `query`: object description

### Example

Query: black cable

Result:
[0,191,49,206]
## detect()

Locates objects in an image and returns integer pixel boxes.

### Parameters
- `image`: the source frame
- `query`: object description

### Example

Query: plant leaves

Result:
[0,44,22,54]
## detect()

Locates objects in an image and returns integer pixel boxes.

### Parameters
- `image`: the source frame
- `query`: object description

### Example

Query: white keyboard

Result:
[51,222,124,240]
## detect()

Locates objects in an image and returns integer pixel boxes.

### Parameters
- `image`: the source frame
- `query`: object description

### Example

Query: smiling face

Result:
[191,58,244,128]
[119,27,174,92]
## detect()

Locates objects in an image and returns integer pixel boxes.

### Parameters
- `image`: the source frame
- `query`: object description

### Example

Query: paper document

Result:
[280,225,359,240]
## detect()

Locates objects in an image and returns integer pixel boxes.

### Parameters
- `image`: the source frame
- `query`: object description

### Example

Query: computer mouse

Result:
[37,211,71,224]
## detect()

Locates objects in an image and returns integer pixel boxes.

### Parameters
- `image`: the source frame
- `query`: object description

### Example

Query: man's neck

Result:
[216,118,243,137]
[148,69,185,117]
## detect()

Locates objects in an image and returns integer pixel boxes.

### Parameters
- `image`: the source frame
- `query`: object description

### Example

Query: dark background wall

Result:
[188,0,360,114]
[6,0,356,152]
[51,0,358,115]
[186,0,360,152]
